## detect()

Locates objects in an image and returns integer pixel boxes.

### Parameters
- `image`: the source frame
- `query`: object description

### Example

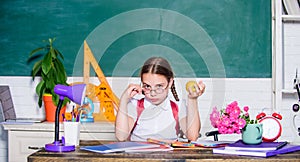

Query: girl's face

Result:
[141,73,173,105]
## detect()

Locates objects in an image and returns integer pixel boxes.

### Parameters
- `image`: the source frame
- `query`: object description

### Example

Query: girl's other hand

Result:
[187,80,206,99]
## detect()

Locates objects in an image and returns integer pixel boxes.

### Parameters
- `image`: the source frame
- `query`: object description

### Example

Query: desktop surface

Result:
[28,140,300,162]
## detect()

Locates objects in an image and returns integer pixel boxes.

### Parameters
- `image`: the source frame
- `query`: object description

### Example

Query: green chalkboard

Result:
[0,0,271,78]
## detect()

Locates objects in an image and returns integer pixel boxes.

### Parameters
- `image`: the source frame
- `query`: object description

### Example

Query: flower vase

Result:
[242,123,263,144]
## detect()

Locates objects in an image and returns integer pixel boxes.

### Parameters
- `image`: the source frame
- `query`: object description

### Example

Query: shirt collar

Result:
[144,96,169,111]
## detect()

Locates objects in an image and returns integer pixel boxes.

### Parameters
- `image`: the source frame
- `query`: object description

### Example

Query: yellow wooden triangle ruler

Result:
[83,40,119,121]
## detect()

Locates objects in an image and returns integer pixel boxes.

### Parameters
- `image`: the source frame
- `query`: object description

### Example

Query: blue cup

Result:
[242,123,263,144]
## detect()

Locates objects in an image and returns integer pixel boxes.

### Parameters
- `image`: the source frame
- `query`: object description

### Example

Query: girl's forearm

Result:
[115,100,131,141]
[186,98,201,141]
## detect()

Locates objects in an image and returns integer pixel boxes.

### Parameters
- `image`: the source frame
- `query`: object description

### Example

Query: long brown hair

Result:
[140,57,179,101]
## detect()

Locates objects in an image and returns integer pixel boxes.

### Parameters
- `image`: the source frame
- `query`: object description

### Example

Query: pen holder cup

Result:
[64,122,80,146]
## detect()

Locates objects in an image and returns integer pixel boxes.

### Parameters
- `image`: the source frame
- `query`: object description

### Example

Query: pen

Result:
[76,111,80,122]
[147,138,171,146]
[79,110,83,122]
[62,113,65,122]
[277,141,288,150]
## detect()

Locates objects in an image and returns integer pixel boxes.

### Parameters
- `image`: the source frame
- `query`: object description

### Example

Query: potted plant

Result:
[28,38,69,122]
[209,101,261,143]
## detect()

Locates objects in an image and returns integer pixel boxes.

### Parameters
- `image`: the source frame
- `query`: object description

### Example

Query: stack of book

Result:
[213,140,300,157]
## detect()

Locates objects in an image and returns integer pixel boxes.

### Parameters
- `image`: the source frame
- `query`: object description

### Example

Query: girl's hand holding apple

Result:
[186,80,205,99]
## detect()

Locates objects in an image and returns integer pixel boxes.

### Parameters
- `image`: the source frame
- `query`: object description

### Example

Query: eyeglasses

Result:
[142,83,169,94]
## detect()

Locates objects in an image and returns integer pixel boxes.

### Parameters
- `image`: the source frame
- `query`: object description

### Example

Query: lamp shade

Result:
[54,84,86,105]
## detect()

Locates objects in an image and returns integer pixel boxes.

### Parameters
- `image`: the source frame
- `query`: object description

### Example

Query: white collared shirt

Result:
[127,96,187,141]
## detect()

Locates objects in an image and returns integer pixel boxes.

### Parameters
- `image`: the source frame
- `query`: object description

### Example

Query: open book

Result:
[191,140,232,148]
[80,141,172,153]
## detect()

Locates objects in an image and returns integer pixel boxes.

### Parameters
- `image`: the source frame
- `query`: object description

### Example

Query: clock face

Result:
[260,117,282,142]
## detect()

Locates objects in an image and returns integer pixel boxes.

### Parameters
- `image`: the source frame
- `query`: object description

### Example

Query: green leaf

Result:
[54,48,64,60]
[53,60,67,84]
[45,72,55,90]
[52,93,59,106]
[38,98,43,108]
[29,47,44,57]
[36,80,45,97]
[32,60,42,78]
[42,52,52,75]
[49,38,55,45]
[36,81,46,108]
[50,46,57,59]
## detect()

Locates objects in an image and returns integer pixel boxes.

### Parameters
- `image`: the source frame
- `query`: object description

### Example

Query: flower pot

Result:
[242,123,263,144]
[43,94,66,122]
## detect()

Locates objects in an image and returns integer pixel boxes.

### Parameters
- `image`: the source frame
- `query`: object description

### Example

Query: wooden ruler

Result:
[83,40,120,121]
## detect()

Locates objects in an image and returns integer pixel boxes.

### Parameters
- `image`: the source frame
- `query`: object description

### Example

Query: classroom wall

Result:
[281,22,300,144]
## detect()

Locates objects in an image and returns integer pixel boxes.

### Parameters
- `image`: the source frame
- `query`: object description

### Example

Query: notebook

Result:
[0,85,43,123]
[213,144,300,157]
[224,140,288,151]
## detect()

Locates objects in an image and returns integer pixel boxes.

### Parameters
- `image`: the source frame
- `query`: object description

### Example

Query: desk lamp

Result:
[45,84,86,152]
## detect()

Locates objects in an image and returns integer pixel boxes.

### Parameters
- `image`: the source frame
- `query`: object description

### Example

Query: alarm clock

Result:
[256,112,282,142]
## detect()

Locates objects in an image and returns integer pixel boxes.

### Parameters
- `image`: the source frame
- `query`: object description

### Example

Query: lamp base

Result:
[45,137,75,152]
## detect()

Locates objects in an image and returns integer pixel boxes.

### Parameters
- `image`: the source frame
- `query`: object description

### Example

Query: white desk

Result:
[2,122,116,162]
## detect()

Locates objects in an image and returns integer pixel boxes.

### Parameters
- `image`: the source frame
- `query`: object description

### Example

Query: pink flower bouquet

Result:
[210,101,256,134]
